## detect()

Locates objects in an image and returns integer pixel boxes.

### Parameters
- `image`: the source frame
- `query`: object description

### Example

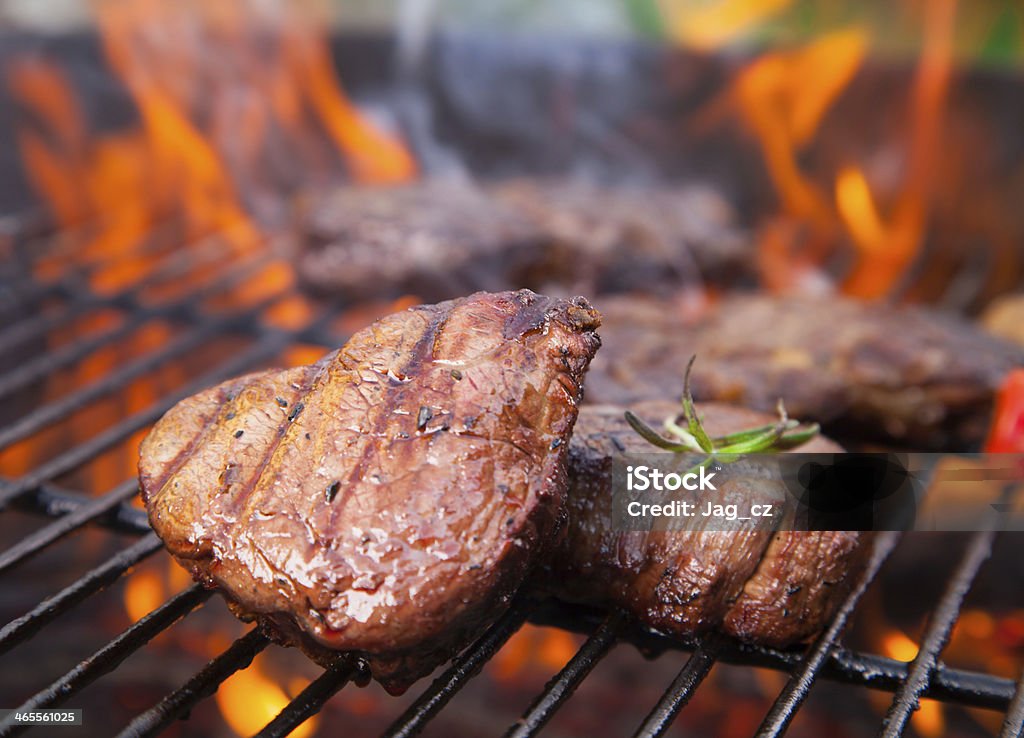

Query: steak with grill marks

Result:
[585,294,1024,448]
[550,401,872,646]
[139,290,601,692]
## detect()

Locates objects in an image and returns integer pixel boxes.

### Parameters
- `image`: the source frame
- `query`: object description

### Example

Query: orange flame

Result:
[216,653,317,738]
[7,0,416,295]
[669,1,957,299]
[733,27,868,230]
[881,628,919,663]
[841,0,956,298]
[489,624,582,682]
[879,629,945,737]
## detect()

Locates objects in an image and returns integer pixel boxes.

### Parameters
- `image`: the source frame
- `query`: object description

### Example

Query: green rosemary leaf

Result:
[624,411,695,453]
[681,355,714,453]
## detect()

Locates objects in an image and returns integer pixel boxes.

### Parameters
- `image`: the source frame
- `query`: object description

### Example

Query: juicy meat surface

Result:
[139,291,601,691]
[549,400,871,646]
[293,179,752,302]
[585,294,1024,448]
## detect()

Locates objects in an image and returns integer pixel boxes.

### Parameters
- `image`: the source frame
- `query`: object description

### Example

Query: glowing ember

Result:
[489,624,582,682]
[123,569,165,623]
[878,630,945,737]
[881,628,919,663]
[215,654,317,738]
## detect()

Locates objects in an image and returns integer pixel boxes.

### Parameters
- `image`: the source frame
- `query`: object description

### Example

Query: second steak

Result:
[549,400,871,647]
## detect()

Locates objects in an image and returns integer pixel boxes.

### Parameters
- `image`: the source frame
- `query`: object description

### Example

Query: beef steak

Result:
[139,290,601,691]
[585,294,1024,448]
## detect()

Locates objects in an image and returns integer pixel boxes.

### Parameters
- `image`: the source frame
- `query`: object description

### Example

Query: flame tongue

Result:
[666,0,958,299]
[7,0,417,293]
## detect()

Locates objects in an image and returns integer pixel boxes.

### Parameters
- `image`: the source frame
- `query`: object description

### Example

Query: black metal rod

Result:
[0,533,163,656]
[0,293,282,452]
[631,637,721,738]
[504,612,622,738]
[0,232,232,355]
[756,531,902,737]
[0,585,211,738]
[0,479,139,574]
[1000,672,1024,738]
[530,604,1016,711]
[255,658,361,738]
[14,481,151,534]
[0,332,291,512]
[878,528,997,737]
[382,600,531,738]
[115,628,271,738]
[0,250,272,402]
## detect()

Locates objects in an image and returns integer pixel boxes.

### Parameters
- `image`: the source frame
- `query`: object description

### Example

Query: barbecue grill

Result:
[1,6,1023,736]
[0,218,1021,737]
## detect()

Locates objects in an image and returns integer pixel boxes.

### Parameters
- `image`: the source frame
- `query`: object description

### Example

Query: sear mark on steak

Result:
[139,290,601,693]
[584,294,1024,449]
[548,400,871,646]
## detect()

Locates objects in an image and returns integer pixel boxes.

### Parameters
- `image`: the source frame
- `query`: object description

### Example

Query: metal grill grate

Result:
[0,221,1020,738]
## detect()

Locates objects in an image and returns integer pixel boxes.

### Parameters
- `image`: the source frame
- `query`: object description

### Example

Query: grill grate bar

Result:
[0,330,294,511]
[0,233,234,355]
[504,612,622,738]
[18,481,152,535]
[1000,673,1024,738]
[630,638,720,738]
[756,531,902,737]
[0,249,274,403]
[0,294,282,452]
[0,479,139,575]
[255,657,362,738]
[532,603,1016,710]
[879,528,997,737]
[116,628,271,738]
[0,533,162,656]
[0,585,211,738]
[382,599,531,738]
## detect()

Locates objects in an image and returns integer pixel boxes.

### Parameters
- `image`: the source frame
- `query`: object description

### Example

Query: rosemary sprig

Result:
[624,355,820,463]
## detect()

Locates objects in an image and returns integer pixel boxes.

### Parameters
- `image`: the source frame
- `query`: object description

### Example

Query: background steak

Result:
[584,294,1024,448]
[139,290,601,692]
[292,179,752,302]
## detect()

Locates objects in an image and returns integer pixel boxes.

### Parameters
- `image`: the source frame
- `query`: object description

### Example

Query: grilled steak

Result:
[293,182,548,301]
[139,290,601,692]
[488,178,753,294]
[293,179,752,301]
[550,400,871,646]
[585,294,1024,448]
